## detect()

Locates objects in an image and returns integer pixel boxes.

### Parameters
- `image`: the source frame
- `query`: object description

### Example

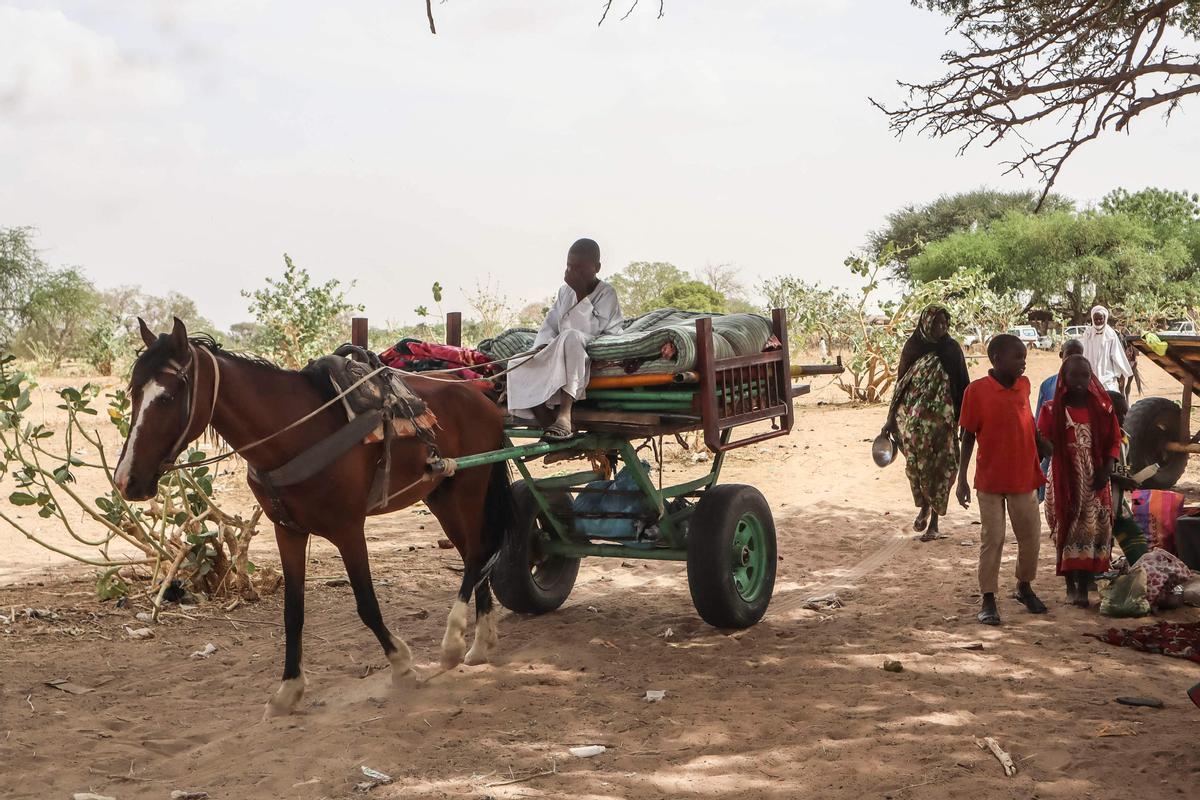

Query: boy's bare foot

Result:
[913,506,930,533]
[530,404,556,426]
[919,513,940,542]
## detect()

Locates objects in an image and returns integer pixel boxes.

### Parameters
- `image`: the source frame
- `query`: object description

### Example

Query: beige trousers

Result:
[977,490,1041,595]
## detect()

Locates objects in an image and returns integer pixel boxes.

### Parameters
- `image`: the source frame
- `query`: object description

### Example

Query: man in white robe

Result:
[508,238,623,440]
[1082,305,1133,391]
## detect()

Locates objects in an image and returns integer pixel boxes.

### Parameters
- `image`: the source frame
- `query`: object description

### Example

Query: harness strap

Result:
[248,467,306,534]
[248,409,383,488]
[166,359,388,472]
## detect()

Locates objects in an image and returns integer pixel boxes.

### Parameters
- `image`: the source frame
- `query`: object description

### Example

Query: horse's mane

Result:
[131,331,289,389]
[189,334,284,372]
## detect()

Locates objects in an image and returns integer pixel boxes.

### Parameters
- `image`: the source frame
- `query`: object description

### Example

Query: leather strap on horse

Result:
[248,410,382,489]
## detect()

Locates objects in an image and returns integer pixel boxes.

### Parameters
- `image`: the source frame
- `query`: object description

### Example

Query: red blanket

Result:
[379,340,494,380]
[1094,621,1200,663]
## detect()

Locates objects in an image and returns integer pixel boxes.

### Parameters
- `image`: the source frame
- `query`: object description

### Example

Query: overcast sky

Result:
[1,0,1195,330]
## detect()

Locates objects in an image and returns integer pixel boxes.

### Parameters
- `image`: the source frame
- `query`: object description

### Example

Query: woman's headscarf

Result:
[1045,354,1119,537]
[894,304,970,415]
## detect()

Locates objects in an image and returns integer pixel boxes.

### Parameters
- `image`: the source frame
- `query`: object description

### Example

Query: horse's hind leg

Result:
[464,577,499,666]
[267,525,308,717]
[335,525,413,685]
[439,562,476,669]
[428,462,509,668]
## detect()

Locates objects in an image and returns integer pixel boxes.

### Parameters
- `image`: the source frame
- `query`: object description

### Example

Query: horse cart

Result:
[352,310,839,628]
[1128,333,1200,490]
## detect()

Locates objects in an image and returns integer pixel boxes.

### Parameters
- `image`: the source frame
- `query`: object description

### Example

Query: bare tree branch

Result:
[875,1,1200,208]
[600,0,615,26]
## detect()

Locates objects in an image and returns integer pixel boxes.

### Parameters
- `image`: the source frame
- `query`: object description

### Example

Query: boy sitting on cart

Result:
[508,238,623,441]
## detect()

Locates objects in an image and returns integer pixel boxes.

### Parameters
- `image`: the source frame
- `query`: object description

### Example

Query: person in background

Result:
[1082,306,1133,392]
[957,334,1050,625]
[881,305,970,542]
[1038,355,1122,608]
[1037,339,1085,501]
[507,238,624,442]
[1118,336,1143,401]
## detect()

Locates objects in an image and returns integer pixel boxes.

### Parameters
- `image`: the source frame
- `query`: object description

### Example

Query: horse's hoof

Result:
[387,635,413,675]
[463,648,490,666]
[264,676,305,718]
[440,648,465,670]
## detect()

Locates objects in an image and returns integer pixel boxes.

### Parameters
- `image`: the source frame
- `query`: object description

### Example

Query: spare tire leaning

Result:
[1126,396,1189,490]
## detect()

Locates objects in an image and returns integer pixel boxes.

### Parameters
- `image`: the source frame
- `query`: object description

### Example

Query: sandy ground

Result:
[1,350,1198,799]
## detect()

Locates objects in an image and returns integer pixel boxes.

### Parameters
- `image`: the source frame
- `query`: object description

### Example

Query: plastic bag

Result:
[1142,332,1168,357]
[1099,567,1152,618]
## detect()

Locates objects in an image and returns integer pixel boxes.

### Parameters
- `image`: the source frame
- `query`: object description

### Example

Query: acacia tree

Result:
[908,208,1199,322]
[0,227,42,349]
[870,188,1073,280]
[609,261,689,317]
[876,1,1200,206]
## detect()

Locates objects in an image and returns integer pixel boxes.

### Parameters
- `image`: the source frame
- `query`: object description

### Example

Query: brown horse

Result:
[114,318,512,716]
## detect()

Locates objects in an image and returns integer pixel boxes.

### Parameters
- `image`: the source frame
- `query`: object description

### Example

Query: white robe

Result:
[1082,324,1132,391]
[507,281,624,412]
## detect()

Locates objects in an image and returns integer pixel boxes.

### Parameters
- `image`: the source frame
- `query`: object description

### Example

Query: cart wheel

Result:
[492,481,580,615]
[686,484,777,629]
[1126,396,1189,490]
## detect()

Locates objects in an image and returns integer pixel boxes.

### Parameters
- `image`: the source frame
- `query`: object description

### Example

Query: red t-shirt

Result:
[959,374,1045,494]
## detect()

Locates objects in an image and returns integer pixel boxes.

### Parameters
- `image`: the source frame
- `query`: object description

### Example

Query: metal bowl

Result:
[872,433,898,468]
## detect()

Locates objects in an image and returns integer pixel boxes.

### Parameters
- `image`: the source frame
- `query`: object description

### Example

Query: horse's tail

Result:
[482,460,513,563]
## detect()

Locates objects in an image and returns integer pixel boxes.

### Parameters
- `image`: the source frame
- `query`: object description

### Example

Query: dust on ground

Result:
[1,350,1197,799]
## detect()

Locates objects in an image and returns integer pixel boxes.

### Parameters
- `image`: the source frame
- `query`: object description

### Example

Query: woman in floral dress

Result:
[1038,355,1122,607]
[882,305,970,541]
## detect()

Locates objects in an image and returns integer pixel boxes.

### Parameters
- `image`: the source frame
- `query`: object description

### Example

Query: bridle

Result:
[149,343,395,475]
[152,344,222,475]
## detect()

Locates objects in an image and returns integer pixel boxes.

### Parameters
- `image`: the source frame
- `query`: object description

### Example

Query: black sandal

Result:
[540,423,575,443]
[1017,589,1048,614]
[977,608,1001,626]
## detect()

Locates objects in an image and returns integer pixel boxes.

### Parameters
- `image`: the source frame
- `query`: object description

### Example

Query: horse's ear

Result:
[137,317,156,348]
[169,317,188,353]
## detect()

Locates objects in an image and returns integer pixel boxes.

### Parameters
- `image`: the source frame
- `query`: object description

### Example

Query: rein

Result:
[158,343,539,474]
[385,348,539,383]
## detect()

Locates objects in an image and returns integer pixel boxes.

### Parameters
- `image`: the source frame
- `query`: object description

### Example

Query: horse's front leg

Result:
[266,525,308,717]
[334,524,413,685]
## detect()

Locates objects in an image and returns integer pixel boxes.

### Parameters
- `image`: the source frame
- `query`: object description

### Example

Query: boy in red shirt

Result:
[957,334,1051,625]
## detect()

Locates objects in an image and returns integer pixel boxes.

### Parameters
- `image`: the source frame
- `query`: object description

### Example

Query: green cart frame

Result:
[351,310,839,628]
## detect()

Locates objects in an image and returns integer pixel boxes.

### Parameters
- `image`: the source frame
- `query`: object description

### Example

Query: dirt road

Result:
[1,351,1197,799]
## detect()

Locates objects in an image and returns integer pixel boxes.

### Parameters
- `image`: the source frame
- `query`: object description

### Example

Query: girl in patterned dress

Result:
[882,305,970,541]
[1037,355,1122,608]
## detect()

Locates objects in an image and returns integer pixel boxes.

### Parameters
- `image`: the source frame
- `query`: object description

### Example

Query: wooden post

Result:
[695,316,720,452]
[351,317,369,348]
[773,308,794,435]
[1182,375,1194,445]
[446,312,462,347]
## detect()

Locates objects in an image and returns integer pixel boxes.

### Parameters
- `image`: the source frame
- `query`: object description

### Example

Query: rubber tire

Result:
[1126,396,1189,490]
[686,484,777,629]
[491,481,580,615]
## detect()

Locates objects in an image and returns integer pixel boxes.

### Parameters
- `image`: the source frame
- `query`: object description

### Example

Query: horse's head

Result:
[114,317,201,501]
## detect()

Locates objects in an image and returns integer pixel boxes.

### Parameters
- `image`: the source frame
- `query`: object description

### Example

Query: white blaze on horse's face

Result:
[114,378,170,498]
